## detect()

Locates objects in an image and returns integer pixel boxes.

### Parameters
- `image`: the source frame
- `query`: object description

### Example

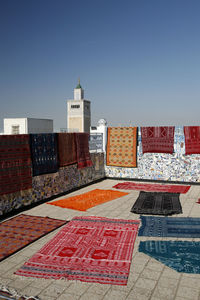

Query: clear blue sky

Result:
[0,0,200,132]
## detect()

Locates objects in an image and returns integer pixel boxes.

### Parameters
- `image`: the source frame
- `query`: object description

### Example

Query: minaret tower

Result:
[67,79,91,133]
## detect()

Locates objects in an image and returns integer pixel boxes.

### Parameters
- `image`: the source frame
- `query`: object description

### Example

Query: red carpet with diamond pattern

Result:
[15,216,140,285]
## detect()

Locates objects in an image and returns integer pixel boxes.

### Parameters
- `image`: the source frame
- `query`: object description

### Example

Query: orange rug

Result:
[47,189,129,211]
[106,127,137,167]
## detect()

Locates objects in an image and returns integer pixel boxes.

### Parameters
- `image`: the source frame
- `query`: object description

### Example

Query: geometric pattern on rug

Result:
[15,216,140,285]
[0,134,32,195]
[139,216,200,237]
[0,214,67,262]
[141,126,175,154]
[139,240,200,274]
[113,182,190,193]
[106,127,137,167]
[47,189,129,211]
[131,191,182,216]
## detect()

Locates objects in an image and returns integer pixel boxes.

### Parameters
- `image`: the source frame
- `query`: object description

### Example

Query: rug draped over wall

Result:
[0,135,32,195]
[30,133,58,176]
[106,127,137,167]
[75,133,93,169]
[184,126,200,155]
[57,133,77,167]
[141,126,175,154]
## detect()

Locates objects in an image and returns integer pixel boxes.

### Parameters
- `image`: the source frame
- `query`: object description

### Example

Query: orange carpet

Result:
[47,189,129,211]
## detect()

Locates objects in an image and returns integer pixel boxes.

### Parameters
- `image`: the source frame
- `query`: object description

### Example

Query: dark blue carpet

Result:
[139,216,200,237]
[139,241,200,274]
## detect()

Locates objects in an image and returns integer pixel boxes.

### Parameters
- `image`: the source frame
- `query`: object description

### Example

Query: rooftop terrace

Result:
[0,178,200,300]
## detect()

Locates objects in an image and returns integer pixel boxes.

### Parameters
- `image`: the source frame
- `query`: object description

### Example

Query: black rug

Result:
[131,191,182,216]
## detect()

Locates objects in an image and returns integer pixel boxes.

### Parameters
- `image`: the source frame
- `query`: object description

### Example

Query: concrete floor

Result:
[0,179,200,300]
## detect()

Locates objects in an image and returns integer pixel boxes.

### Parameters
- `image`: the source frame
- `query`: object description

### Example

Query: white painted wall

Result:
[4,118,53,134]
[90,119,107,152]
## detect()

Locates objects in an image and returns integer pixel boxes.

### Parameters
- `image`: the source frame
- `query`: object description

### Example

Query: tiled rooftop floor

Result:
[1,179,200,300]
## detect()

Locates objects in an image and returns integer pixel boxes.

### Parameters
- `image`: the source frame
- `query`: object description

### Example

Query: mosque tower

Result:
[67,79,91,133]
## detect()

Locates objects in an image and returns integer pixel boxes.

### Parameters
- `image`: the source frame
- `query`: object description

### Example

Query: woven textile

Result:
[131,191,182,215]
[75,133,92,169]
[0,285,39,300]
[139,216,200,237]
[0,135,32,195]
[184,126,200,154]
[113,182,190,193]
[106,127,137,167]
[30,134,58,176]
[57,133,77,167]
[0,214,67,261]
[139,240,200,274]
[141,126,175,154]
[47,189,128,211]
[15,216,140,285]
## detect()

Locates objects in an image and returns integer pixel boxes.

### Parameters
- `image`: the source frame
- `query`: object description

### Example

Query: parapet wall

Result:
[105,126,200,183]
[0,153,105,216]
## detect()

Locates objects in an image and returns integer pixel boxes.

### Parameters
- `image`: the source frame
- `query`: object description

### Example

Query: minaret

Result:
[67,80,91,133]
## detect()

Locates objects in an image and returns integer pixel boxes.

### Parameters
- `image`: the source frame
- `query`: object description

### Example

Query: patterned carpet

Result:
[113,182,190,193]
[139,240,200,274]
[131,191,182,215]
[15,216,140,285]
[47,189,128,211]
[0,214,67,261]
[139,216,200,237]
[106,127,137,167]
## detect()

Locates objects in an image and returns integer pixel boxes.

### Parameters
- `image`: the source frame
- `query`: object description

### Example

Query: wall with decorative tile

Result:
[105,127,200,183]
[0,153,105,216]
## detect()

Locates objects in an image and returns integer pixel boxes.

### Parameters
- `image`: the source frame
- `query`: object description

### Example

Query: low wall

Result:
[105,126,200,183]
[0,153,105,216]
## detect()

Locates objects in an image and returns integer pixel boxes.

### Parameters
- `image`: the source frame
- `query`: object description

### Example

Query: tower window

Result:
[12,125,19,134]
[71,105,80,109]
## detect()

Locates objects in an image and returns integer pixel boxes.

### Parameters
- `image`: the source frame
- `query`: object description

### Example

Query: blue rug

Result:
[139,241,200,274]
[139,216,200,237]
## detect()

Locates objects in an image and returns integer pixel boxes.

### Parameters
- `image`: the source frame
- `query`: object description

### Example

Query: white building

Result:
[90,119,107,152]
[4,118,53,134]
[67,80,91,133]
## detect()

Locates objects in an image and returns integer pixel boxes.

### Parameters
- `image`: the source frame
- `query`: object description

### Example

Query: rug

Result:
[139,216,200,237]
[30,133,58,176]
[57,133,77,167]
[113,182,190,193]
[0,284,40,300]
[0,135,32,195]
[47,189,129,211]
[0,214,67,261]
[139,240,200,274]
[131,191,182,215]
[141,126,175,154]
[106,127,137,167]
[184,126,200,154]
[75,133,93,169]
[15,216,140,285]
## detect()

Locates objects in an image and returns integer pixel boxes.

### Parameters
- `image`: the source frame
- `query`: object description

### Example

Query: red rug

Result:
[75,133,93,169]
[184,126,200,155]
[141,126,175,154]
[113,182,190,193]
[0,134,32,195]
[15,216,140,285]
[0,214,67,261]
[57,133,77,167]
